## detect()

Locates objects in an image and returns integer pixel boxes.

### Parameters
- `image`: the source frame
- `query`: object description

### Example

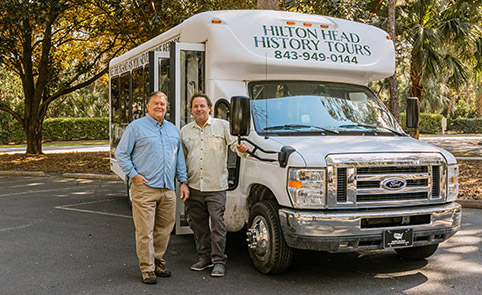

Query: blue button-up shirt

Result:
[115,114,187,189]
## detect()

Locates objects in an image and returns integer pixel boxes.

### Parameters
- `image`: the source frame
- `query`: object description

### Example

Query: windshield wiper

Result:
[264,124,339,134]
[338,124,405,136]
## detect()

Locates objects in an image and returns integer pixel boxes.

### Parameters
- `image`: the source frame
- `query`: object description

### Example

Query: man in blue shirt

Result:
[115,91,189,284]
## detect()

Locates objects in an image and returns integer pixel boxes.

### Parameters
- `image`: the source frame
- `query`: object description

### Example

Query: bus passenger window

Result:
[132,68,144,120]
[120,73,130,124]
[111,76,120,124]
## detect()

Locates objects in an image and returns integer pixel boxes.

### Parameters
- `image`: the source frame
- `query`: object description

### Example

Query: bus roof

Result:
[110,10,395,85]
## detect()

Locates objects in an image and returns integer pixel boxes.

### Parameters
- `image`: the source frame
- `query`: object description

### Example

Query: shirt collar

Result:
[146,113,164,127]
[192,116,213,129]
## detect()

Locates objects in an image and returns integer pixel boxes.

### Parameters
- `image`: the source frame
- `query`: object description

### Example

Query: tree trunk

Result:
[257,0,279,10]
[387,0,400,122]
[410,51,424,101]
[410,74,423,101]
[476,86,482,117]
[25,116,43,154]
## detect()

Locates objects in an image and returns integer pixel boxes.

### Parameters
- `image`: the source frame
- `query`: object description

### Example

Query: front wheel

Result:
[395,244,439,260]
[246,200,292,274]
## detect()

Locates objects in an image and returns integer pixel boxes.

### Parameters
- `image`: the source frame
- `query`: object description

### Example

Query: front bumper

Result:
[279,202,461,252]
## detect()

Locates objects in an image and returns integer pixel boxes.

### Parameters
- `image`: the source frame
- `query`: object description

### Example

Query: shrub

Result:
[449,118,482,133]
[8,117,109,143]
[0,130,8,144]
[400,113,443,134]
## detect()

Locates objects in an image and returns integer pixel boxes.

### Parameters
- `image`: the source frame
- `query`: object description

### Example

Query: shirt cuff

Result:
[127,170,138,179]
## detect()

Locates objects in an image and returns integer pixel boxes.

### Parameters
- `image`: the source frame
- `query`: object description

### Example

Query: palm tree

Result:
[387,0,400,122]
[399,0,481,109]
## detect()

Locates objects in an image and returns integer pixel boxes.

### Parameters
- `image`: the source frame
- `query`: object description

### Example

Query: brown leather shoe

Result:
[141,271,157,284]
[155,259,172,277]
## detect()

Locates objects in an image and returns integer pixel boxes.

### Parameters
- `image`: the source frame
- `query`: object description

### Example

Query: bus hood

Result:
[268,135,457,166]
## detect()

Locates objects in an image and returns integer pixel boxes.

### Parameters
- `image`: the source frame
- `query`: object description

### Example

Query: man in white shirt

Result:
[180,93,248,277]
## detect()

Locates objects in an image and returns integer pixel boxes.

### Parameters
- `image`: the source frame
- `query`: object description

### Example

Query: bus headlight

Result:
[447,165,459,202]
[288,168,326,208]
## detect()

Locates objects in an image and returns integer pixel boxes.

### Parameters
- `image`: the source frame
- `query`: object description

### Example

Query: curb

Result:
[456,157,482,160]
[0,170,119,181]
[457,200,482,209]
[62,173,120,181]
[0,170,45,177]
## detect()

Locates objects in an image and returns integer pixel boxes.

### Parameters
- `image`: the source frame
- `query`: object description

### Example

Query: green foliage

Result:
[451,96,478,119]
[8,117,108,143]
[0,130,8,145]
[9,121,25,143]
[449,118,482,133]
[397,0,482,112]
[400,112,443,134]
[0,67,23,131]
[47,82,109,118]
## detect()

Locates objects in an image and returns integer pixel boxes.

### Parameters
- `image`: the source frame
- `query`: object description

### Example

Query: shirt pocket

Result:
[183,136,198,154]
[208,130,225,152]
[136,136,158,149]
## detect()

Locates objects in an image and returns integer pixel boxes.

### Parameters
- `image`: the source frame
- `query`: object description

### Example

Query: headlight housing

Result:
[288,168,326,208]
[447,164,459,201]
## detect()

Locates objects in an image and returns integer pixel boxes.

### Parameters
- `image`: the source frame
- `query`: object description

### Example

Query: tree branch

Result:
[40,66,108,113]
[0,104,23,125]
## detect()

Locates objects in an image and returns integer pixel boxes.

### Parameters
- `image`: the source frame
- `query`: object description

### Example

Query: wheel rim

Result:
[247,215,270,259]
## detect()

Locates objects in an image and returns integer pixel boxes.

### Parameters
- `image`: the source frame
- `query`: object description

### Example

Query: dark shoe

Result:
[191,257,214,271]
[155,259,171,277]
[211,264,225,277]
[141,271,157,284]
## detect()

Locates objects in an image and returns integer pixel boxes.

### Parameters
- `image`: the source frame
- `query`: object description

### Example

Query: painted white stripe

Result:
[0,187,82,198]
[54,198,132,219]
[0,184,111,198]
[0,224,33,232]
[55,207,132,219]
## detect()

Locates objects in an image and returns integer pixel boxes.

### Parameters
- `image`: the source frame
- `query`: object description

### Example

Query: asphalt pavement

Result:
[0,175,481,295]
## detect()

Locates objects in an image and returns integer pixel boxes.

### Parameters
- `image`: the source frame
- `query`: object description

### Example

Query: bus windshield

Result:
[249,81,404,136]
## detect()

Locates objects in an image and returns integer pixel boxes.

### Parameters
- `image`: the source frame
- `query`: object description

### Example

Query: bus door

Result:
[170,42,206,235]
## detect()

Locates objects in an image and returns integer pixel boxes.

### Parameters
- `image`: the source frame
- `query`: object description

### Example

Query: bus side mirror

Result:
[230,96,250,136]
[406,97,420,129]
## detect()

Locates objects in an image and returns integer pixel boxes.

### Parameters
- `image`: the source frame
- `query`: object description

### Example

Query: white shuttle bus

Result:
[109,10,461,274]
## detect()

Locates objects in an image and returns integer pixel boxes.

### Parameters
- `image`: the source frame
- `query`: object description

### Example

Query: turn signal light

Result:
[288,180,302,189]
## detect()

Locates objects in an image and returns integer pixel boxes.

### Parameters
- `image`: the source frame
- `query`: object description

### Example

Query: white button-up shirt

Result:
[181,117,241,192]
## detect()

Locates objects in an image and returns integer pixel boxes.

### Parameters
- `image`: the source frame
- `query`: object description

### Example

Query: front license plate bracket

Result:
[383,229,413,249]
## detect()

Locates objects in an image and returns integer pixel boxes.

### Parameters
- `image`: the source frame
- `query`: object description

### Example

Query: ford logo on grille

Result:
[382,178,407,190]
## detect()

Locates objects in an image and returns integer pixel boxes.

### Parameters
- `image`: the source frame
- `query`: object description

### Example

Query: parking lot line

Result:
[54,198,132,219]
[0,224,33,232]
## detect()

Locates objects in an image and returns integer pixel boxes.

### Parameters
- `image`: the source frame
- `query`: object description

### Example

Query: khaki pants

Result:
[131,183,176,272]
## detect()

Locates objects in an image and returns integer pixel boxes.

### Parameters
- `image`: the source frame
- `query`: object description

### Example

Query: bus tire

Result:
[395,244,439,260]
[247,200,292,274]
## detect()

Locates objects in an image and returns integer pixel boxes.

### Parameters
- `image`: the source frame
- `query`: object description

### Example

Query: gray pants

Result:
[186,188,227,265]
